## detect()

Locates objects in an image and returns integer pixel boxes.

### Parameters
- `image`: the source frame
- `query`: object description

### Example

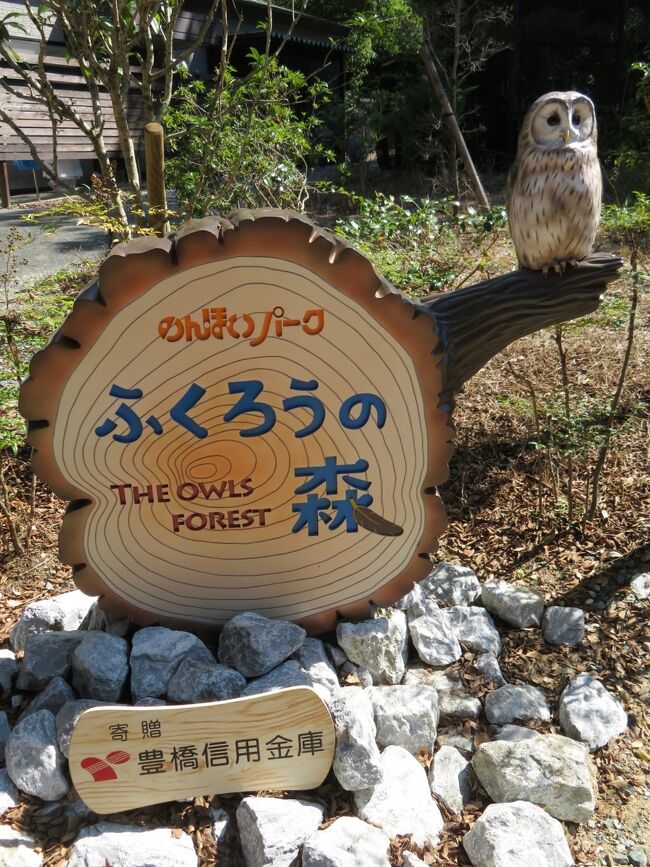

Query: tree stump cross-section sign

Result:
[20,210,453,633]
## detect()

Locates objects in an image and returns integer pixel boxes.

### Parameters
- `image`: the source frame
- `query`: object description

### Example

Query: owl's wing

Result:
[505,157,519,209]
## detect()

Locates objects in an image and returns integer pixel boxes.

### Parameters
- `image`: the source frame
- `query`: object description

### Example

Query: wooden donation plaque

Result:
[20,210,452,631]
[69,687,335,812]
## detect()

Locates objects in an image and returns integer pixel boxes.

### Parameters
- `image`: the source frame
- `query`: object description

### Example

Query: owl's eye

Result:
[572,112,581,125]
[547,113,560,126]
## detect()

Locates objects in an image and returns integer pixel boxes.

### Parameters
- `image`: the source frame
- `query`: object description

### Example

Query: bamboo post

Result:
[420,43,490,210]
[144,122,168,236]
[0,161,10,209]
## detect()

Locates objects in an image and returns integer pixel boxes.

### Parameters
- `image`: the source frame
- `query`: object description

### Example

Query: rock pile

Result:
[0,562,637,867]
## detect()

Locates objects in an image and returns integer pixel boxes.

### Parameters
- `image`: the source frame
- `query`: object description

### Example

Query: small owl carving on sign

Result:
[506,91,602,274]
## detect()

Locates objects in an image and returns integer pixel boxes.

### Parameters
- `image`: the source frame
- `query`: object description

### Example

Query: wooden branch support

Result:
[419,252,624,409]
[144,122,168,236]
[0,161,10,209]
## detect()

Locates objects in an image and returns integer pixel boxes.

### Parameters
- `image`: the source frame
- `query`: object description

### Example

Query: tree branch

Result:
[418,253,624,407]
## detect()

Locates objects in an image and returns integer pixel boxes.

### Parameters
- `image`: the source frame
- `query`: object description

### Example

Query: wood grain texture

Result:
[20,211,452,632]
[69,687,334,813]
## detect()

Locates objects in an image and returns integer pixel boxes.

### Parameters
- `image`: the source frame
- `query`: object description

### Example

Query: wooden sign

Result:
[69,686,335,813]
[20,210,451,632]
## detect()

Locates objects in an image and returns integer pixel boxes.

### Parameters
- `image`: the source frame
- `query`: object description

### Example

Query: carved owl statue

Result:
[506,91,602,273]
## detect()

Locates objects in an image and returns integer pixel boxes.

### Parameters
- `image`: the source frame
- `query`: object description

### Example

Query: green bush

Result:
[165,50,333,219]
[0,265,93,453]
[335,192,508,293]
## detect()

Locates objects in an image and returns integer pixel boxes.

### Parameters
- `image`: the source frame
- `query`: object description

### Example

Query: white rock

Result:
[53,590,97,631]
[0,826,43,866]
[302,816,390,867]
[0,769,19,815]
[559,673,627,751]
[447,606,502,656]
[542,607,585,646]
[368,685,439,754]
[420,562,482,606]
[236,796,324,867]
[80,602,131,636]
[393,583,423,613]
[408,606,462,667]
[463,801,573,867]
[472,733,597,823]
[20,677,75,719]
[16,631,86,691]
[475,652,506,687]
[485,684,550,724]
[481,579,544,627]
[336,610,408,685]
[5,709,69,801]
[0,650,18,699]
[293,638,340,693]
[435,673,481,720]
[10,599,61,650]
[630,572,650,600]
[429,745,473,814]
[38,797,93,836]
[402,664,439,687]
[130,627,214,701]
[437,732,474,754]
[9,591,96,651]
[56,700,109,757]
[66,822,197,867]
[167,658,246,703]
[354,745,444,848]
[326,644,348,669]
[72,632,129,701]
[403,667,479,721]
[218,612,306,678]
[241,660,314,698]
[492,724,540,743]
[327,687,383,791]
[402,590,439,622]
[0,713,9,766]
[210,807,229,844]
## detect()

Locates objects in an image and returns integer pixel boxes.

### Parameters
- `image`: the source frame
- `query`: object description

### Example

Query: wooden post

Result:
[144,123,168,236]
[0,161,10,209]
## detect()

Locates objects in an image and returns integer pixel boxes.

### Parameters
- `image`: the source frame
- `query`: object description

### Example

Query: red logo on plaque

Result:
[80,750,131,782]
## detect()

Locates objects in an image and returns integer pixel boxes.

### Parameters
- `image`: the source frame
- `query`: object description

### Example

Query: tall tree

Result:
[0,1,222,235]
[417,0,511,199]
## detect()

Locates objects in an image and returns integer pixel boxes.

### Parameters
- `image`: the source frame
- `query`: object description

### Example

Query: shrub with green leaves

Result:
[0,265,93,454]
[601,191,650,248]
[165,50,333,219]
[335,192,508,294]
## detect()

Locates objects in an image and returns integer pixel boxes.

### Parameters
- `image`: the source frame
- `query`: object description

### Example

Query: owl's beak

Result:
[561,129,571,145]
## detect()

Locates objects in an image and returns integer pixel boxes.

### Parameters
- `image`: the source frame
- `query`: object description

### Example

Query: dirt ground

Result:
[0,222,648,865]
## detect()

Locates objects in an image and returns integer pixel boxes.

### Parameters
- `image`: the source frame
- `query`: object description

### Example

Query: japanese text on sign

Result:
[158,306,324,346]
[136,731,325,776]
[95,378,386,444]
